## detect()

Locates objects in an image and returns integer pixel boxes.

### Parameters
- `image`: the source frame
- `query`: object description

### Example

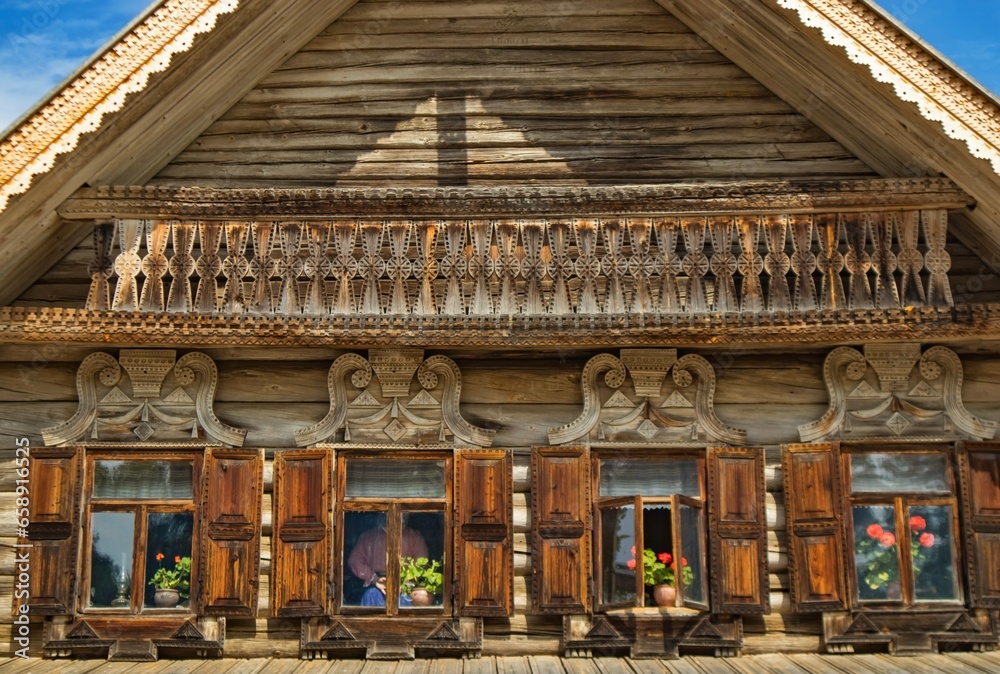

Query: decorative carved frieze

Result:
[42,349,246,446]
[548,349,746,446]
[295,349,493,448]
[799,343,998,442]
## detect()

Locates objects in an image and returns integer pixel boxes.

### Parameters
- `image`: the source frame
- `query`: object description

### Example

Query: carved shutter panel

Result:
[200,448,263,616]
[531,446,591,614]
[454,449,513,616]
[782,442,848,613]
[23,446,82,615]
[958,442,1000,607]
[272,449,331,617]
[707,447,769,614]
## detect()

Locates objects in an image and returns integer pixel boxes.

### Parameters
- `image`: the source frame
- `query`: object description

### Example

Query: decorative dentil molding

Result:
[547,349,746,446]
[294,349,494,448]
[799,343,998,442]
[42,349,246,446]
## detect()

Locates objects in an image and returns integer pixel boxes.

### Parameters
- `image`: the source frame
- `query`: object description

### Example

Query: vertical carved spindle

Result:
[495,220,520,315]
[763,216,791,312]
[386,221,412,314]
[869,213,899,309]
[221,222,250,313]
[842,214,873,310]
[654,219,682,313]
[708,217,737,313]
[521,220,545,315]
[469,221,494,315]
[923,209,953,307]
[139,220,170,312]
[629,218,654,314]
[789,216,817,312]
[166,222,196,313]
[601,219,627,314]
[682,218,709,313]
[250,223,277,313]
[359,221,385,315]
[331,220,357,315]
[413,222,438,316]
[574,219,600,314]
[112,219,145,312]
[86,221,116,311]
[441,221,466,315]
[275,223,303,314]
[736,217,764,314]
[894,212,926,307]
[303,223,332,314]
[815,215,846,311]
[547,221,572,315]
[195,223,223,313]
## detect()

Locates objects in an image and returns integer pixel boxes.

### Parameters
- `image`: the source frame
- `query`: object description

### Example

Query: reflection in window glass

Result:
[680,504,708,607]
[852,505,901,602]
[850,454,949,493]
[909,505,959,602]
[599,459,700,498]
[93,461,193,500]
[143,512,194,608]
[601,505,637,605]
[89,512,135,608]
[343,511,388,608]
[345,460,446,499]
[399,512,445,609]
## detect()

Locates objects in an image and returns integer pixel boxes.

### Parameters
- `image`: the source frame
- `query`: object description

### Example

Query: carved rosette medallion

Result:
[42,349,246,446]
[799,343,997,442]
[547,349,746,446]
[295,349,494,448]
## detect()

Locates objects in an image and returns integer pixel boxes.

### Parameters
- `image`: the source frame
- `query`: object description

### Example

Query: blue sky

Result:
[0,0,998,132]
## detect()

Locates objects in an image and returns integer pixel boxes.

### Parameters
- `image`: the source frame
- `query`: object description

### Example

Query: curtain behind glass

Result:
[599,459,700,497]
[850,454,949,493]
[345,460,446,498]
[93,461,193,499]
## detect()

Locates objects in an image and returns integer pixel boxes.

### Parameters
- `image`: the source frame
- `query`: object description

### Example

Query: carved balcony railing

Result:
[86,210,955,316]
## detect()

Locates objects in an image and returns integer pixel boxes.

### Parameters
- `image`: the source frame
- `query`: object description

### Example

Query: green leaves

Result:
[148,555,192,599]
[399,556,443,596]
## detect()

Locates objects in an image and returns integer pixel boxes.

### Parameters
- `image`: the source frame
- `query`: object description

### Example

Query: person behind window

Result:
[348,524,428,607]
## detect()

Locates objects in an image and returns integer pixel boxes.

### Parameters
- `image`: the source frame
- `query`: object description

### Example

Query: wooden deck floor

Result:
[2,652,999,674]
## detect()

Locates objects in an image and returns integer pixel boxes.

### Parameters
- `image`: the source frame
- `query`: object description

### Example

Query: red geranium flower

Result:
[909,515,927,533]
[866,524,884,540]
[174,556,182,564]
[155,552,165,561]
[626,559,636,570]
[657,552,672,565]
[879,532,896,548]
[630,546,636,557]
[681,558,688,566]
[919,532,935,548]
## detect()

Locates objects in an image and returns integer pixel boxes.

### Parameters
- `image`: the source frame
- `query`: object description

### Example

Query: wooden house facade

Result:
[2,0,1000,665]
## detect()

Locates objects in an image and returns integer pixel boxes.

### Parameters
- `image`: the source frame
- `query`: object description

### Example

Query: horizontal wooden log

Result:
[742,633,823,654]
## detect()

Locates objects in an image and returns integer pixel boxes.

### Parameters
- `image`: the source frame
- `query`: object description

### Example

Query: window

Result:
[83,454,202,613]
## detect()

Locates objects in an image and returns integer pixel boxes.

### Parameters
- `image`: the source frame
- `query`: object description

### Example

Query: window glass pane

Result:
[144,512,194,609]
[89,512,135,608]
[399,511,445,609]
[852,505,901,602]
[909,505,959,603]
[93,461,193,499]
[600,504,637,605]
[345,460,446,499]
[850,454,949,493]
[344,511,388,608]
[680,503,708,607]
[599,459,700,497]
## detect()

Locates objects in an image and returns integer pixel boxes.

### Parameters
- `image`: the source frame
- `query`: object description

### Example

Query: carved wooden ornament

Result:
[548,349,746,446]
[42,349,246,446]
[799,343,998,442]
[295,349,494,447]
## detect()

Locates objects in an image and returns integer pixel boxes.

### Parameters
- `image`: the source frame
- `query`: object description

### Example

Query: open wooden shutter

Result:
[454,449,513,616]
[958,442,1000,607]
[707,447,769,614]
[272,448,331,617]
[23,446,82,615]
[531,446,590,614]
[782,442,848,613]
[200,448,263,616]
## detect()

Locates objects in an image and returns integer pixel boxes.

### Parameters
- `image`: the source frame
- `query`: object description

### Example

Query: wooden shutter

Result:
[958,442,1000,607]
[272,449,331,617]
[23,446,82,615]
[782,442,848,613]
[531,446,590,614]
[707,446,770,614]
[200,448,263,616]
[454,449,513,616]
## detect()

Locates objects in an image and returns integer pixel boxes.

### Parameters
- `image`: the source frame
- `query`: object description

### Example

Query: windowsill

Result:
[603,606,704,617]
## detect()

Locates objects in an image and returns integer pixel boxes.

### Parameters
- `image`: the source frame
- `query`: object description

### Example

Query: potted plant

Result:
[636,548,694,607]
[855,516,937,601]
[148,554,191,608]
[399,556,443,607]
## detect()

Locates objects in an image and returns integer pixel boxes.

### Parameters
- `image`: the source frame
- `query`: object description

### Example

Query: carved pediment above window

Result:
[547,349,746,446]
[799,344,998,442]
[42,350,246,446]
[295,349,494,448]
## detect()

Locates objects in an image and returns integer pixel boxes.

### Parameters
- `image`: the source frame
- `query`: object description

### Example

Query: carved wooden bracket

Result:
[41,349,246,446]
[548,349,746,446]
[295,349,494,448]
[799,344,998,442]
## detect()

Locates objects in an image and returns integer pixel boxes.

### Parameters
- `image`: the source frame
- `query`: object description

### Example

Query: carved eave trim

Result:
[776,0,1000,175]
[0,1,242,214]
[58,179,971,220]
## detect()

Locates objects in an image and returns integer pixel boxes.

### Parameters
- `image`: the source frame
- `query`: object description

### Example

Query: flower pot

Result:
[153,588,181,608]
[410,587,434,607]
[651,584,676,607]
